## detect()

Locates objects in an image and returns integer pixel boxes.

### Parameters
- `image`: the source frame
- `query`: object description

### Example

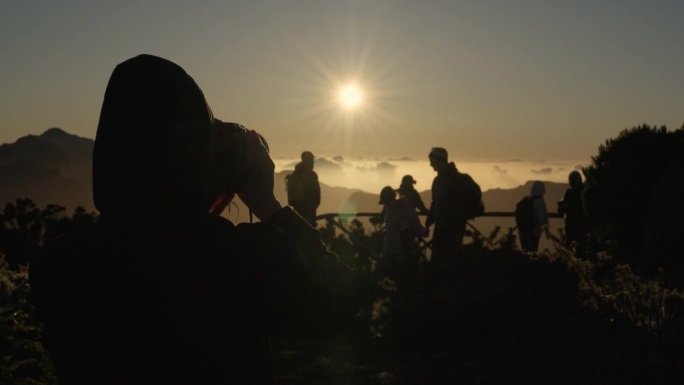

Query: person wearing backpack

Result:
[516,180,550,252]
[286,150,321,226]
[425,147,482,268]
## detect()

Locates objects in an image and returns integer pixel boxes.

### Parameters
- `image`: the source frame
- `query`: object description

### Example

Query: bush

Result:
[2,201,682,385]
[0,199,97,267]
[0,254,57,385]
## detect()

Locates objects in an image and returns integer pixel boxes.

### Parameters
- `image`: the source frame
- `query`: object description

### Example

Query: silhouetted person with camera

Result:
[29,54,337,385]
[557,171,587,257]
[286,150,321,226]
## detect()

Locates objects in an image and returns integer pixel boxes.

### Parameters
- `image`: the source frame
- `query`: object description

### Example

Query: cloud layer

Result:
[275,157,587,193]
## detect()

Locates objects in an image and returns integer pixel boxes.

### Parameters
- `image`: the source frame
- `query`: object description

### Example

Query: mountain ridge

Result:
[0,129,568,221]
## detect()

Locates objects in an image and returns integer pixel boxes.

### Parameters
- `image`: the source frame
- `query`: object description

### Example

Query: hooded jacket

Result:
[527,181,549,238]
[93,54,215,219]
[29,54,332,385]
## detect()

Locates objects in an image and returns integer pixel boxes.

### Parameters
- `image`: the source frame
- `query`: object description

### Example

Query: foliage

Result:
[0,200,97,385]
[0,198,98,267]
[582,124,684,276]
[2,199,683,384]
[468,224,518,252]
[272,218,684,384]
[0,254,57,385]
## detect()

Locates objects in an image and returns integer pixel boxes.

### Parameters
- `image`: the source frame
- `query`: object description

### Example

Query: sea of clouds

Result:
[274,156,588,194]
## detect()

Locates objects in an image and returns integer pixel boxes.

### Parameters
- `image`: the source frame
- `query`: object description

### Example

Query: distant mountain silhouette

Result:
[483,181,567,212]
[38,128,94,179]
[0,128,93,212]
[274,170,366,216]
[0,128,93,179]
[0,129,567,226]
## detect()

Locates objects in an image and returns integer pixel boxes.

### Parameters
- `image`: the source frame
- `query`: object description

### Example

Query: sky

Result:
[2,0,683,166]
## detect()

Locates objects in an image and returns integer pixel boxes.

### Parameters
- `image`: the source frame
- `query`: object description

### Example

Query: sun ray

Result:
[274,30,415,157]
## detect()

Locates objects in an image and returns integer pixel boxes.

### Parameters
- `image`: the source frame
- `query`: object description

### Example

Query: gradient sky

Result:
[2,0,682,162]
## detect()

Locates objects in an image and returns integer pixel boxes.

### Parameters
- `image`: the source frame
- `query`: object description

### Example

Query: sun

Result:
[338,84,363,109]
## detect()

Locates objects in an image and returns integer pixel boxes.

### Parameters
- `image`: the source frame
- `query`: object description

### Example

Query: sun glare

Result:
[338,85,363,109]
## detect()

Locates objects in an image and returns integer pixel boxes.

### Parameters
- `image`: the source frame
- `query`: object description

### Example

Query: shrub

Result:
[0,254,57,385]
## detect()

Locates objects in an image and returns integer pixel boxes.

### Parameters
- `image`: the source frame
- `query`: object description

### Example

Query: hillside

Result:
[0,128,93,212]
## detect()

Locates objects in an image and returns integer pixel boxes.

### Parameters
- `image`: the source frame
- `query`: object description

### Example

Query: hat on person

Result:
[428,147,448,162]
[401,175,417,185]
[379,186,396,204]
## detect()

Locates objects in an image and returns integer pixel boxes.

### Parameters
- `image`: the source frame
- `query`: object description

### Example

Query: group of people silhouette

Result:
[370,147,486,285]
[515,172,587,256]
[28,53,589,385]
[285,144,588,289]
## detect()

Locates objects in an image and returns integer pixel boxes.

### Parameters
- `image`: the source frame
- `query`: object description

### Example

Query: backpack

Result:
[285,172,304,205]
[515,196,538,232]
[456,173,484,219]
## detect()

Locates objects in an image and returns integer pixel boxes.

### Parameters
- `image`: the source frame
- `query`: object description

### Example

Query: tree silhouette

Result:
[583,124,684,276]
[0,198,97,267]
[0,199,97,385]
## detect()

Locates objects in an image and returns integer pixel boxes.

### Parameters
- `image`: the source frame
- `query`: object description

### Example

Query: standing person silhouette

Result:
[29,54,336,385]
[286,151,321,226]
[425,147,481,268]
[557,171,587,257]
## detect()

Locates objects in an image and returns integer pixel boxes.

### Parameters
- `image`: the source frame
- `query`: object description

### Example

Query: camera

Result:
[209,119,269,215]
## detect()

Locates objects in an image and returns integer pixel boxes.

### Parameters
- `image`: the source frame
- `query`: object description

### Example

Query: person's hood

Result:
[93,54,214,218]
[530,181,546,197]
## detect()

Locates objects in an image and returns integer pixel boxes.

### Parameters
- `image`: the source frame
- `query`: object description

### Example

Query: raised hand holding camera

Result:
[208,119,281,220]
[237,129,282,221]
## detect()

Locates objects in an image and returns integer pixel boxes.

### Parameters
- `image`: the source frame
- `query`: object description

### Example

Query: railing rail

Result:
[314,211,564,254]
[316,212,563,220]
